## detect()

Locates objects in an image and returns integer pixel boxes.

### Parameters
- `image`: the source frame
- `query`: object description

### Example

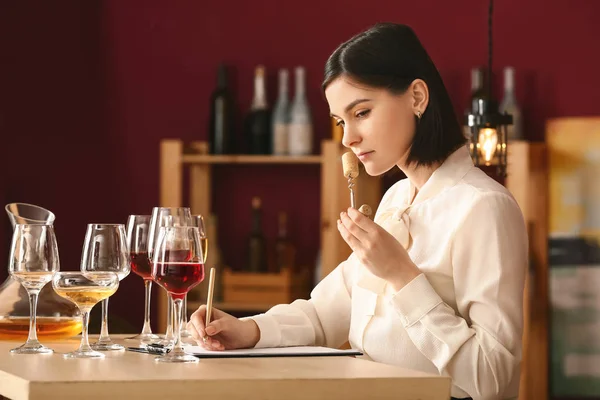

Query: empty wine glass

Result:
[151,226,205,363]
[8,224,59,354]
[180,214,207,342]
[52,272,119,359]
[148,207,192,345]
[125,215,159,344]
[80,224,130,351]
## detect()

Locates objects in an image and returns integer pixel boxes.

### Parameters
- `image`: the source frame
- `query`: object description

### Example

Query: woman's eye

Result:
[335,119,345,127]
[356,110,370,118]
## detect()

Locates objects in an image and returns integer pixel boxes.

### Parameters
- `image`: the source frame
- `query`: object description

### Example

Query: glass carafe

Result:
[0,203,82,341]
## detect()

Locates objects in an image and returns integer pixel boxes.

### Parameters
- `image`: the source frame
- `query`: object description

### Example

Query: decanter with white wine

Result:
[0,203,82,340]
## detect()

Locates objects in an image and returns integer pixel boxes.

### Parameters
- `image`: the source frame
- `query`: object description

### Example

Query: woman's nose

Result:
[341,125,361,148]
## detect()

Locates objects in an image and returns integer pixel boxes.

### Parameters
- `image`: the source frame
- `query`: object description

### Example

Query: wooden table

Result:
[0,336,451,400]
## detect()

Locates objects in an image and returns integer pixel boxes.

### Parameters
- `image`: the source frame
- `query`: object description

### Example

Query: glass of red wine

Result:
[148,207,192,345]
[151,225,204,363]
[125,215,159,344]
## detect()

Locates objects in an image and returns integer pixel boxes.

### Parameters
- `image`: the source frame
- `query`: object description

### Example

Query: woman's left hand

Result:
[338,207,421,291]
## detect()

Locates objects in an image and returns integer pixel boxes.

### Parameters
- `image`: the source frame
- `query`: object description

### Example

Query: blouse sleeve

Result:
[248,255,358,350]
[388,192,528,399]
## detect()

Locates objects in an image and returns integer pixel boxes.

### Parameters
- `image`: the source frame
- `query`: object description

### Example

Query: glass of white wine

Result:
[8,224,59,354]
[80,224,130,351]
[180,215,207,343]
[52,272,119,359]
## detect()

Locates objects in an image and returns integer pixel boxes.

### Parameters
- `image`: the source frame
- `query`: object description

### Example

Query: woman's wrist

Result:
[387,263,421,292]
[243,318,261,348]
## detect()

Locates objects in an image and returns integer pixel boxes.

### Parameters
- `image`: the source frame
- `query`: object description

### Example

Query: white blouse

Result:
[247,146,528,400]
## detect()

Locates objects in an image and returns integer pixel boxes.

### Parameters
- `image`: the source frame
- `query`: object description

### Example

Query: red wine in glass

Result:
[153,261,204,300]
[130,252,152,280]
[167,249,193,263]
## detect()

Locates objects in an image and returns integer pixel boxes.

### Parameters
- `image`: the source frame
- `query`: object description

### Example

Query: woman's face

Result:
[325,76,417,176]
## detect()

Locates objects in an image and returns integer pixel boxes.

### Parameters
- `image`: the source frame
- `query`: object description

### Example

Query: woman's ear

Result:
[409,79,429,116]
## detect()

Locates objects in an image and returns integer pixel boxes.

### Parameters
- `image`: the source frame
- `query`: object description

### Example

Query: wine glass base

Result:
[154,354,199,363]
[125,333,160,344]
[152,337,175,348]
[180,329,193,338]
[181,336,200,346]
[10,342,54,354]
[64,350,105,359]
[90,342,125,351]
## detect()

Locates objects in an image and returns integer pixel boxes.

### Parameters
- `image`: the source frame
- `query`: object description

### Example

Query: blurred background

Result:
[1,1,599,399]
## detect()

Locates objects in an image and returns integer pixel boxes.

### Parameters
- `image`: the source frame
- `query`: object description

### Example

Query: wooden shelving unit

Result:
[505,140,549,400]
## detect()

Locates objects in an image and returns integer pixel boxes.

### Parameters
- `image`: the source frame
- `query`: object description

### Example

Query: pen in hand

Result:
[203,267,216,344]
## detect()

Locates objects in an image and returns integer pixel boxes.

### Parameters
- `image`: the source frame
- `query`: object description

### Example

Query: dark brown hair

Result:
[323,23,466,167]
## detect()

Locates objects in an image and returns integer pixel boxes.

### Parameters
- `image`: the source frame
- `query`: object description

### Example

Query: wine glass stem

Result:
[79,309,93,352]
[165,295,174,339]
[182,294,188,326]
[142,279,153,334]
[26,289,40,344]
[98,298,111,343]
[172,296,184,355]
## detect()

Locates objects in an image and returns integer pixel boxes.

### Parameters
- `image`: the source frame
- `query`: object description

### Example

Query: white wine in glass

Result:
[200,237,208,264]
[180,215,208,343]
[52,272,119,359]
[80,224,130,351]
[8,224,60,355]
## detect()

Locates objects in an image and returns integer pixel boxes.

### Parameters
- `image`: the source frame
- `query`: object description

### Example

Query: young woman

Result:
[188,23,527,400]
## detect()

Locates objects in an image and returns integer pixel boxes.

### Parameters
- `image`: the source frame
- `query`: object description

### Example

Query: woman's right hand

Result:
[186,305,261,351]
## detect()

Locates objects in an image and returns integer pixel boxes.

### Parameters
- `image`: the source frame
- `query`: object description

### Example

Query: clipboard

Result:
[183,345,363,359]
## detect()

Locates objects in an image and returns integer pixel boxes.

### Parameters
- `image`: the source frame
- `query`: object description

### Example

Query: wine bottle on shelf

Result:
[272,69,290,155]
[244,65,271,154]
[208,64,235,154]
[247,197,268,273]
[464,66,485,139]
[470,66,486,114]
[288,66,313,155]
[500,66,523,141]
[274,212,295,273]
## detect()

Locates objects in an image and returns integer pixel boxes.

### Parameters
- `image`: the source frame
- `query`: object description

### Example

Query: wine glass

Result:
[180,214,207,342]
[80,224,130,351]
[148,207,192,344]
[152,226,204,363]
[124,215,159,344]
[8,224,59,354]
[52,272,119,359]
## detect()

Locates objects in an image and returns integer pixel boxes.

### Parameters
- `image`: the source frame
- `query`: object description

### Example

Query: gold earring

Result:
[417,111,422,119]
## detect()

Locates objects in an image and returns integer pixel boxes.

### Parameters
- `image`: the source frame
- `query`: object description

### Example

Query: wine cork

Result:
[342,152,359,179]
[358,204,372,218]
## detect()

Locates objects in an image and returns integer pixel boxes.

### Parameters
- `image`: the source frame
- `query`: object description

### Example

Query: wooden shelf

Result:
[187,300,275,313]
[181,154,323,165]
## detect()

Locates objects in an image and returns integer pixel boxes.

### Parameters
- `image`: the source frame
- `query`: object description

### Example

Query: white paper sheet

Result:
[183,345,363,358]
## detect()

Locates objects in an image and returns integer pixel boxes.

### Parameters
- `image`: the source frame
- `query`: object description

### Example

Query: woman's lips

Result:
[357,151,374,161]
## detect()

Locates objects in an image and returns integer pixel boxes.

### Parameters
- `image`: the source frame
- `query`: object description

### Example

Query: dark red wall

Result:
[1,0,599,331]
